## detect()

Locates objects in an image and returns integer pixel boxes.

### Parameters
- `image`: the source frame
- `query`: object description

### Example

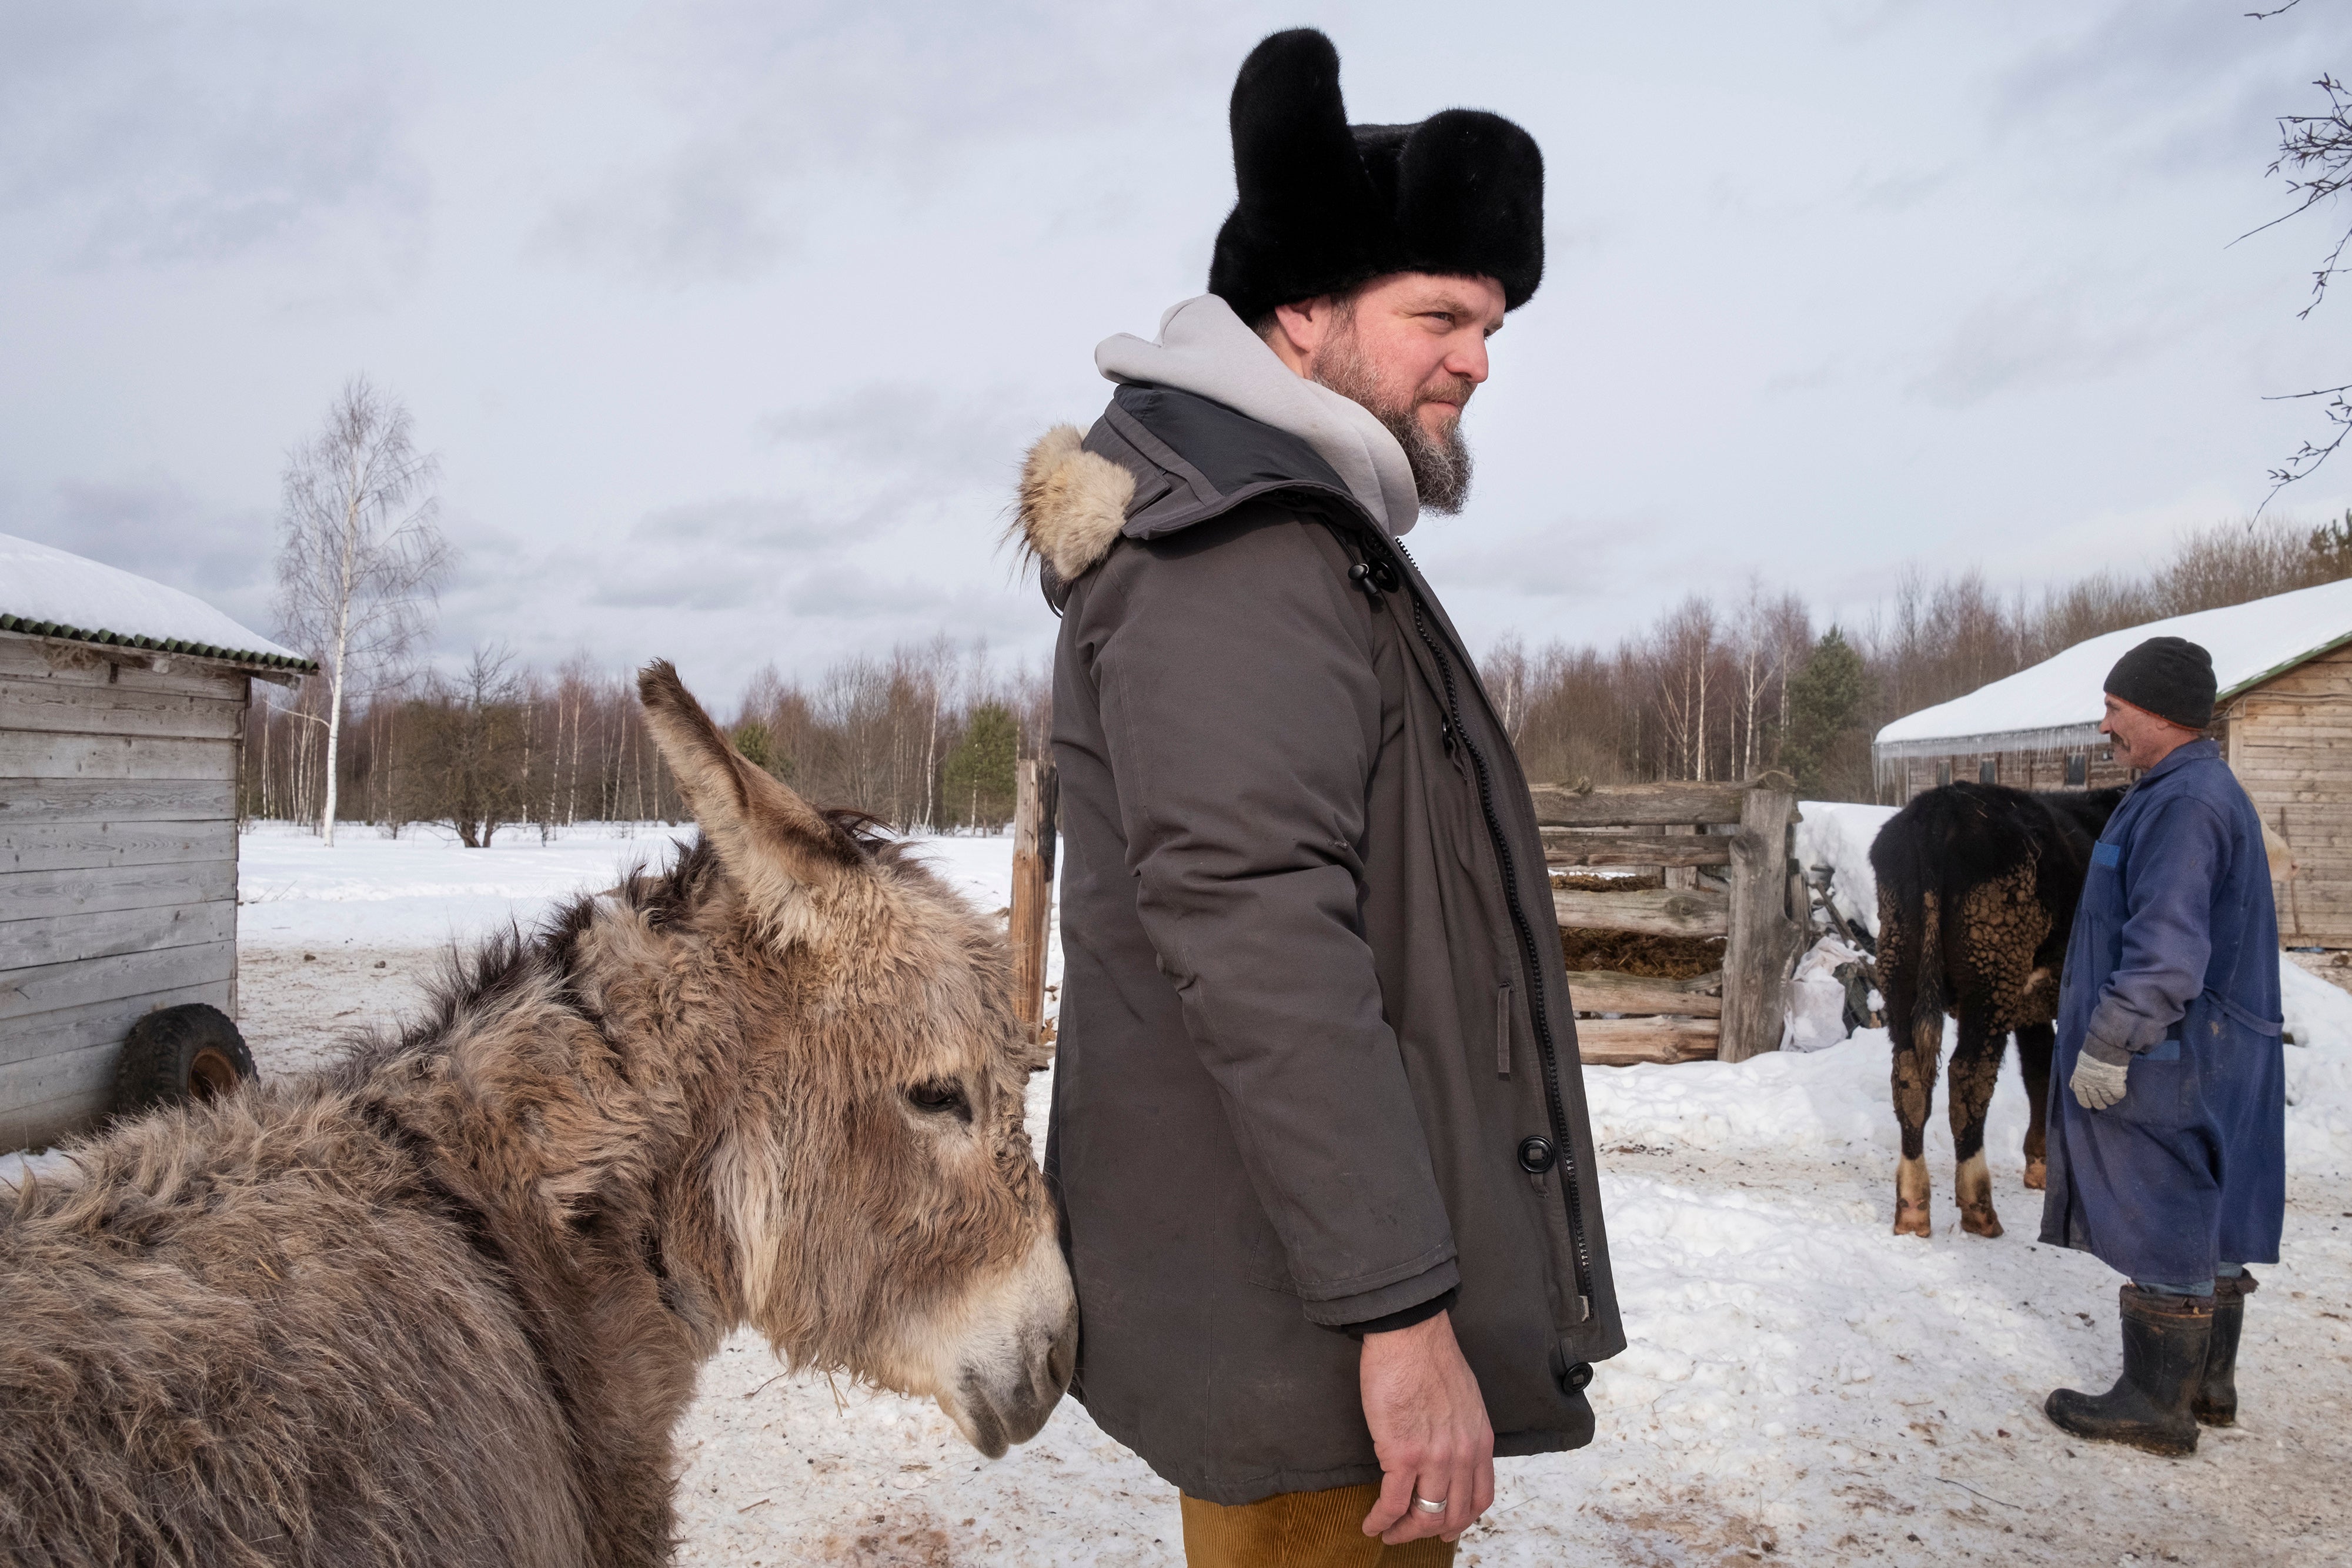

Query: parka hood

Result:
[1095,295,1418,536]
[1017,297,1415,606]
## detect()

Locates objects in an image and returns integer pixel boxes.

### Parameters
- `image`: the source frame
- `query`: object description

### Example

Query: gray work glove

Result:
[2070,1052,2130,1111]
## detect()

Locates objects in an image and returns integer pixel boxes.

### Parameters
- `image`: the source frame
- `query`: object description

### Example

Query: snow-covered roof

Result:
[1875,577,2352,754]
[0,531,313,671]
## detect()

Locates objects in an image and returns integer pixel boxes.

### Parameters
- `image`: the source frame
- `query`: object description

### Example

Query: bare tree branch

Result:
[2248,61,2352,506]
[2262,380,2352,499]
[2243,75,2352,317]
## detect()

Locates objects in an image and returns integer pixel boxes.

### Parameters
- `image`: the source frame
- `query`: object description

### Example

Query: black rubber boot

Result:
[2044,1285,2212,1456]
[2195,1270,2256,1427]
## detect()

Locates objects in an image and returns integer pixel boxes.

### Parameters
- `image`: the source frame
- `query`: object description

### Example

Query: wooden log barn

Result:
[0,532,313,1151]
[1871,577,2352,950]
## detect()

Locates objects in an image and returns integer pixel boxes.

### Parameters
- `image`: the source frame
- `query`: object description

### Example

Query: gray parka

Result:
[1023,380,1623,1506]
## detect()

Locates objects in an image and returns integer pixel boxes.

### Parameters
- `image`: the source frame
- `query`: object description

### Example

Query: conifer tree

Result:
[1783,627,1870,798]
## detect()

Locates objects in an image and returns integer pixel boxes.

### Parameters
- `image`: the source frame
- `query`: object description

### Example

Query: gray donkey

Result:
[0,662,1075,1567]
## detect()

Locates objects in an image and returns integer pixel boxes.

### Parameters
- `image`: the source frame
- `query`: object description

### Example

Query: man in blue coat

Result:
[2040,635,2287,1456]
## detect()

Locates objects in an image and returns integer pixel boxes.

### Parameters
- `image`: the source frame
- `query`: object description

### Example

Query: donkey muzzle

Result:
[937,1232,1077,1459]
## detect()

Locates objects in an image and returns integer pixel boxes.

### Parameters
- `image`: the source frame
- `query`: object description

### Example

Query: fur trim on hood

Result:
[1015,425,1134,586]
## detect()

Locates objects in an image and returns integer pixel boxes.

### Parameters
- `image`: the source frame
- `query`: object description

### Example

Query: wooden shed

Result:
[0,533,313,1151]
[1872,577,2352,947]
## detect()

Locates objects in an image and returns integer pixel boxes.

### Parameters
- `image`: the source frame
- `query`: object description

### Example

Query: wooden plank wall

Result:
[1887,745,2134,802]
[2230,641,2352,946]
[0,634,245,1151]
[1535,780,1803,1065]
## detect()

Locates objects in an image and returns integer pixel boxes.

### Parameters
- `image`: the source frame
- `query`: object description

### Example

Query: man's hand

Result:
[2071,1052,2129,1111]
[1358,1310,1494,1545]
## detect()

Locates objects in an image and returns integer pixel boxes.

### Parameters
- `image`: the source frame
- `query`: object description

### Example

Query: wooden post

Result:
[1718,783,1800,1064]
[1662,823,1696,890]
[1010,758,1060,1045]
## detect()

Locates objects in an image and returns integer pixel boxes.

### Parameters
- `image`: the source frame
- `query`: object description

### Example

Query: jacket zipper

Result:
[1377,534,1596,1322]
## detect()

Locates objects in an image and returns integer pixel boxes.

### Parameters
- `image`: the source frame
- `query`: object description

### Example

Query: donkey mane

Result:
[339,809,917,1084]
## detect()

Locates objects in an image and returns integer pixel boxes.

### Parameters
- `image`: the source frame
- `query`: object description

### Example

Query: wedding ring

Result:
[1412,1495,1447,1515]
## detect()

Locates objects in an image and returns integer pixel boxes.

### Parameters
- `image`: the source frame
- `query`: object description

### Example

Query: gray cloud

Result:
[1907,289,2181,409]
[1847,164,1958,216]
[632,496,830,551]
[529,145,797,284]
[760,383,1043,496]
[1992,0,2323,179]
[0,4,427,268]
[520,0,1239,283]
[8,476,279,632]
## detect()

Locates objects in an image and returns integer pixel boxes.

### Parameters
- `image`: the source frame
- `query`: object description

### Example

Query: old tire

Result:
[113,1004,256,1118]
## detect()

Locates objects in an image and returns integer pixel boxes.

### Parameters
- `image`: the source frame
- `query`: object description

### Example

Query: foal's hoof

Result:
[1960,1204,2004,1239]
[2022,1159,2047,1191]
[1894,1201,1932,1238]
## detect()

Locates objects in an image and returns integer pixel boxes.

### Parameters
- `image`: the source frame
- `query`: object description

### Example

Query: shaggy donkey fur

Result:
[1871,781,2124,1239]
[0,663,1074,1568]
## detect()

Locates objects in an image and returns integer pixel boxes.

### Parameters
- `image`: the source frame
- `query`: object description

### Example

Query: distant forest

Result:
[241,515,2352,843]
[1489,514,2352,803]
[240,640,1048,845]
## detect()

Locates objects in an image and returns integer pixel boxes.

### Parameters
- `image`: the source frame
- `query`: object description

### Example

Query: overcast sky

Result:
[4,1,2348,705]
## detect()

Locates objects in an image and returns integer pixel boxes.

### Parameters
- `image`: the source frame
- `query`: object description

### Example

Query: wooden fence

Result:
[1537,775,1805,1067]
[1001,767,1807,1071]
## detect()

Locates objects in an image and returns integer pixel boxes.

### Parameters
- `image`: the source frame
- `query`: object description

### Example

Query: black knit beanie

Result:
[2103,636,2216,730]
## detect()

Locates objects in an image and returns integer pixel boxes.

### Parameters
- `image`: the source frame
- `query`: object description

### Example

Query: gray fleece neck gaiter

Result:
[1093,295,1421,537]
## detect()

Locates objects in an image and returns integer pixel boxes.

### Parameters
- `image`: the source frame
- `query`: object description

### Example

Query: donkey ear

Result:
[636,660,864,904]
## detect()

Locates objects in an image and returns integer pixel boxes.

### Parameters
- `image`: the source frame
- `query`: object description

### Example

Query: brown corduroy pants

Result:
[1179,1484,1458,1567]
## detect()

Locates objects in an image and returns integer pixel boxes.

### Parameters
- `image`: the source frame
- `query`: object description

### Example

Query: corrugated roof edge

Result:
[1873,723,2107,763]
[2217,626,2352,704]
[0,614,318,673]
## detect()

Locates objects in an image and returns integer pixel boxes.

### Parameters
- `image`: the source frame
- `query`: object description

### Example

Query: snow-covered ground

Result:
[235,819,704,949]
[8,818,2350,1564]
[1796,801,1898,941]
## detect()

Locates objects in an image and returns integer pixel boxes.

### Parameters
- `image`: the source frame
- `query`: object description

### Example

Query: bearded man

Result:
[1015,30,1622,1566]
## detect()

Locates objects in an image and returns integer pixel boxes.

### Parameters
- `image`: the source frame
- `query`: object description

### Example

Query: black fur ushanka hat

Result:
[1207,28,1545,325]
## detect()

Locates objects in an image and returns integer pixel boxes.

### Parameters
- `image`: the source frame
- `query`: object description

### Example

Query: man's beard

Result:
[1311,327,1475,514]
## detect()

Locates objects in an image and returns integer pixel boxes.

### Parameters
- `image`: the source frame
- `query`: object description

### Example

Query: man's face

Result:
[1275,273,1508,514]
[2099,693,2197,770]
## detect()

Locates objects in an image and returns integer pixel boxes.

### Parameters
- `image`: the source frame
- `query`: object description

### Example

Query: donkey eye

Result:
[907,1081,971,1121]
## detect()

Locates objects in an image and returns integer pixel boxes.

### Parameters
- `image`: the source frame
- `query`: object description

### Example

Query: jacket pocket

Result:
[1497,982,1514,1077]
[2116,1051,2189,1131]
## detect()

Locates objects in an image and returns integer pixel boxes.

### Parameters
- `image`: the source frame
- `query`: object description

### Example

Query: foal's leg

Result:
[1891,1012,1940,1237]
[2016,1021,2054,1191]
[1947,1009,2006,1238]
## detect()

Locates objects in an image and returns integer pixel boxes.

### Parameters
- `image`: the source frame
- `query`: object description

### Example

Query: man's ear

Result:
[636,660,864,921]
[1267,296,1335,369]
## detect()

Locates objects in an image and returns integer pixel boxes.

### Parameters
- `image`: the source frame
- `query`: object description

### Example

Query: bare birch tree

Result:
[274,378,453,846]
